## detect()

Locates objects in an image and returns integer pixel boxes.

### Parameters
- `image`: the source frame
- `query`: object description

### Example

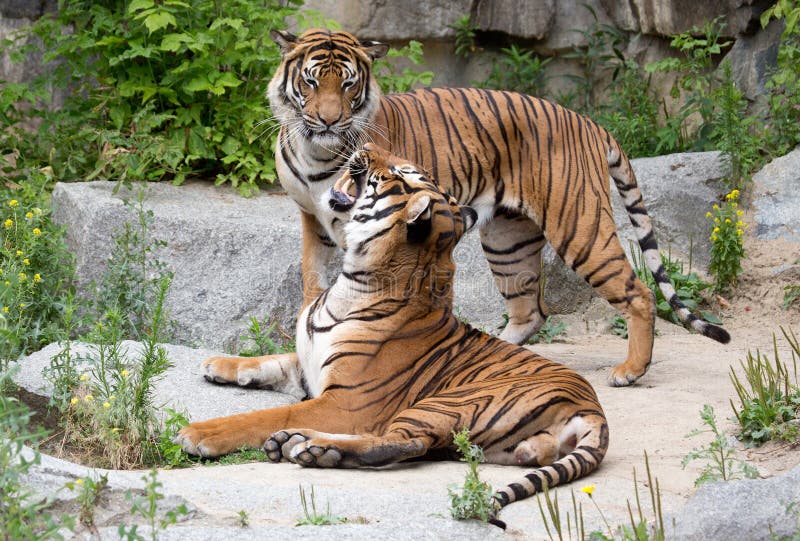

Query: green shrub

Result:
[481,44,551,97]
[448,427,496,522]
[707,190,746,293]
[731,327,800,446]
[0,177,74,368]
[374,41,434,94]
[2,0,302,195]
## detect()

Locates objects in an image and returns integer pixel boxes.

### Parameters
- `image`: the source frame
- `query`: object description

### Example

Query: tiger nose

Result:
[318,110,342,127]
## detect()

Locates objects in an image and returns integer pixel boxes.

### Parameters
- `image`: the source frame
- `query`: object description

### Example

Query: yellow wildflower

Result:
[32,228,41,236]
[34,273,41,282]
[724,218,731,225]
[4,219,12,228]
[70,397,79,405]
[737,229,744,236]
[80,373,89,382]
[25,212,33,220]
[18,272,26,281]
[737,210,744,216]
[580,485,596,496]
[736,221,744,227]
[23,258,30,266]
[713,227,720,233]
[84,395,94,402]
[109,394,116,401]
[15,250,22,256]
[2,306,7,313]
[713,204,719,210]
[711,235,718,241]
[121,369,130,377]
[8,199,18,207]
[732,202,738,208]
[731,189,740,197]
[103,401,111,409]
[75,478,83,486]
[19,303,25,309]
[112,427,120,433]
[705,212,712,218]
[3,281,9,286]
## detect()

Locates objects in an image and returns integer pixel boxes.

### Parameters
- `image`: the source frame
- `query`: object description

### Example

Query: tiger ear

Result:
[460,205,478,233]
[360,40,389,60]
[270,30,298,55]
[406,194,432,243]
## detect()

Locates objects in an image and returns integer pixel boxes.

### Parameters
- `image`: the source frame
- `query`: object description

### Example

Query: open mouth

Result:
[328,154,367,212]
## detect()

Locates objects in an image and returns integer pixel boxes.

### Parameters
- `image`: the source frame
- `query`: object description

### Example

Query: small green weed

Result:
[707,190,747,293]
[611,315,629,339]
[482,45,551,97]
[295,485,344,526]
[537,452,665,541]
[118,468,189,541]
[237,509,250,528]
[682,404,759,485]
[239,316,295,357]
[450,14,478,58]
[65,473,109,532]
[157,409,194,468]
[0,368,72,539]
[784,285,800,310]
[373,41,434,94]
[447,427,496,522]
[528,317,569,344]
[212,447,268,466]
[731,327,800,446]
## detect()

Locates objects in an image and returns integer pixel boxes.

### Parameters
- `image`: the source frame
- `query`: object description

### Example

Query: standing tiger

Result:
[177,145,609,519]
[266,28,730,386]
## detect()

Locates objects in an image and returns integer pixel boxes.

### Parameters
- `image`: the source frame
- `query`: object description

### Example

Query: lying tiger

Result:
[176,145,609,515]
[266,28,730,386]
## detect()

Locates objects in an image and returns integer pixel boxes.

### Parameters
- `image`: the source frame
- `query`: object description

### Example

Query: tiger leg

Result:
[480,212,547,345]
[174,393,354,457]
[512,432,559,466]
[201,353,306,400]
[551,210,655,386]
[300,210,337,310]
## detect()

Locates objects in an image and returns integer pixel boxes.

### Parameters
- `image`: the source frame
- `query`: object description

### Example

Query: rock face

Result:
[752,146,800,243]
[671,466,800,540]
[473,0,555,41]
[52,151,724,351]
[721,17,783,100]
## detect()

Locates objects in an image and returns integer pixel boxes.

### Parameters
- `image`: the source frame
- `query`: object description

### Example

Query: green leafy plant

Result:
[784,285,800,310]
[1,0,304,195]
[0,178,74,368]
[528,317,568,344]
[707,189,747,292]
[611,315,629,339]
[295,485,344,526]
[537,452,665,541]
[762,1,800,158]
[450,14,478,58]
[156,408,194,468]
[708,61,761,189]
[237,509,250,528]
[373,41,434,94]
[90,190,173,341]
[482,45,551,97]
[239,316,295,357]
[730,327,800,446]
[0,368,72,539]
[645,17,732,151]
[65,473,109,532]
[563,3,628,112]
[118,468,189,541]
[682,404,759,485]
[62,274,173,468]
[447,427,496,522]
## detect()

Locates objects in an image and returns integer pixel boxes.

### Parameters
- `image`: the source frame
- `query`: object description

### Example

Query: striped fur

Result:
[266,28,730,386]
[176,146,608,519]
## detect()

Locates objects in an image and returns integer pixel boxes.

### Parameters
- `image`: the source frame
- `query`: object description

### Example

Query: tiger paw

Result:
[289,439,343,468]
[607,361,647,387]
[263,430,311,463]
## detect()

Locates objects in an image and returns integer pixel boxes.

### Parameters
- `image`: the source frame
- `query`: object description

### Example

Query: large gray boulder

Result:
[51,151,724,350]
[473,0,555,41]
[752,146,800,243]
[721,18,783,101]
[671,465,800,540]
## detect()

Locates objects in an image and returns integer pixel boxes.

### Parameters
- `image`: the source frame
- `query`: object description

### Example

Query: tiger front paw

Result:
[263,430,344,468]
[263,430,311,463]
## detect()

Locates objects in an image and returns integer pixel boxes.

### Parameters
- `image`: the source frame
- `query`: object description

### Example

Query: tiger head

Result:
[326,144,477,303]
[267,29,388,149]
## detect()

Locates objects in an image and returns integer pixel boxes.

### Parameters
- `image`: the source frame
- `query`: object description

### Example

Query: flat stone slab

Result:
[51,151,725,351]
[15,329,800,538]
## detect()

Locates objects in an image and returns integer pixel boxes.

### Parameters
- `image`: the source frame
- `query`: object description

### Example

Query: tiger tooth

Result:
[342,177,356,199]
